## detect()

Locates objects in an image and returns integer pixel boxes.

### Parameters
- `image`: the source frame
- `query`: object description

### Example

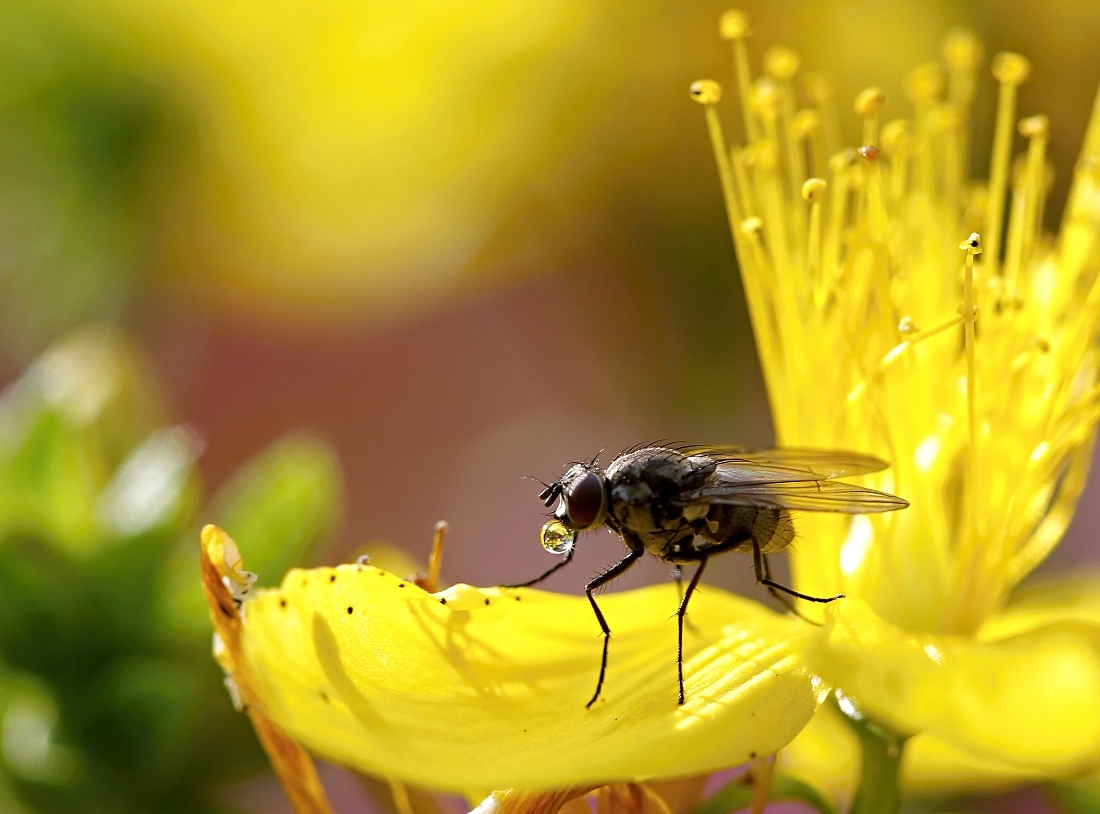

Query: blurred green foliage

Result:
[0,326,343,813]
[0,2,165,365]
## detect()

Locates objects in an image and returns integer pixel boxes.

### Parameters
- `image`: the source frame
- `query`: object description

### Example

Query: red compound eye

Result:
[565,471,605,529]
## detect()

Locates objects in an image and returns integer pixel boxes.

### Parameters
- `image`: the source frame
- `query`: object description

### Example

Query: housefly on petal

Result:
[503,444,908,708]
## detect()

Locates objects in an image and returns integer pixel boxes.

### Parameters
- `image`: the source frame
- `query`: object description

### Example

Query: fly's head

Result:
[536,461,609,554]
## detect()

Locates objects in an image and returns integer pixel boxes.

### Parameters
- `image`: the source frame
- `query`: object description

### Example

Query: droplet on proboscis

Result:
[801,178,826,202]
[689,79,722,105]
[540,519,576,555]
[943,28,982,71]
[718,9,751,40]
[992,52,1031,85]
[764,46,799,80]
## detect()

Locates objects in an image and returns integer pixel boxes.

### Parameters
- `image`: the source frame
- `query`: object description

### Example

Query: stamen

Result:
[858,145,888,241]
[765,46,806,204]
[804,71,840,159]
[791,108,825,178]
[1007,112,1047,290]
[802,178,826,283]
[943,28,981,184]
[906,63,946,198]
[750,80,792,274]
[855,87,886,148]
[719,10,758,144]
[425,520,448,593]
[984,52,1031,275]
[881,120,912,214]
[959,233,982,473]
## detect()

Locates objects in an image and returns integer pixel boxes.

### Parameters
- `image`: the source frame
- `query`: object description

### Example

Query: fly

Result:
[504,444,908,707]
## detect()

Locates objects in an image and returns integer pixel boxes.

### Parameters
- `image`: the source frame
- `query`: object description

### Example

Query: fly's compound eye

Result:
[564,470,607,530]
[540,519,576,555]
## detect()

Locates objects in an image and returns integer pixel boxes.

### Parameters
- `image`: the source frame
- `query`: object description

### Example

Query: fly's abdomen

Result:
[706,505,795,553]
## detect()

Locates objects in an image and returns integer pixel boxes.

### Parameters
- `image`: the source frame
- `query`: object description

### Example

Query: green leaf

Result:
[210,434,342,582]
[696,772,838,814]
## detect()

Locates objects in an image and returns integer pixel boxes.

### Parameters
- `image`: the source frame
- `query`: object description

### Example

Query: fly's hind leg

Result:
[676,557,707,705]
[584,547,643,708]
[753,541,842,623]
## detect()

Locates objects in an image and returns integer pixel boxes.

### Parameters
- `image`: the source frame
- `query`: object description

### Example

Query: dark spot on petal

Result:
[440,598,447,605]
[347,606,353,614]
[750,751,756,758]
[484,598,490,606]
[320,691,329,703]
[398,583,405,588]
[330,574,337,583]
[279,598,287,608]
[302,579,307,587]
[514,596,521,601]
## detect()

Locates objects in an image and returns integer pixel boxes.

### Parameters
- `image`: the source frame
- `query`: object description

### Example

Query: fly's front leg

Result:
[676,557,707,705]
[584,547,643,708]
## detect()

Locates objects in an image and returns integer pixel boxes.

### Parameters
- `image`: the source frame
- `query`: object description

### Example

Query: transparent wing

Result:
[674,478,908,514]
[681,446,889,482]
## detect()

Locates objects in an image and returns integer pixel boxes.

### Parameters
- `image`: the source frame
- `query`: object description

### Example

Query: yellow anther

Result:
[898,316,920,334]
[718,9,751,40]
[943,28,981,71]
[764,46,799,80]
[801,178,826,202]
[906,63,946,103]
[741,216,764,236]
[689,80,722,105]
[1019,114,1050,139]
[749,79,780,121]
[854,87,887,117]
[803,71,835,104]
[881,119,911,153]
[960,232,983,253]
[790,109,820,139]
[992,52,1031,85]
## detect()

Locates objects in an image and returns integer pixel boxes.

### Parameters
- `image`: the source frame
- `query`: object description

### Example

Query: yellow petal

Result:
[240,562,825,791]
[780,704,1052,806]
[807,599,1100,774]
[977,570,1100,642]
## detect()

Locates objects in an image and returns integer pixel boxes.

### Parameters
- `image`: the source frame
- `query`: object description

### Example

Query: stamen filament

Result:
[984,52,1031,274]
[720,10,759,144]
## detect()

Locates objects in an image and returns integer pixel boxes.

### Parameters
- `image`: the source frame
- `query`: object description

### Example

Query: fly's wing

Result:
[674,478,908,514]
[681,446,889,481]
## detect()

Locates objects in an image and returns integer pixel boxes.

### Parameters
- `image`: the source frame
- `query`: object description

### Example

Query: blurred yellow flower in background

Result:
[693,10,1100,804]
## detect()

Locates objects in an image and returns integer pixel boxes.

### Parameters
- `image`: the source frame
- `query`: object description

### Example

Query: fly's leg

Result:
[676,557,707,705]
[500,547,574,589]
[753,541,842,623]
[585,548,643,708]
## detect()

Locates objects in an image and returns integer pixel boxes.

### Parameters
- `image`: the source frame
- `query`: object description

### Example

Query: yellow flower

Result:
[199,523,827,799]
[693,11,1100,800]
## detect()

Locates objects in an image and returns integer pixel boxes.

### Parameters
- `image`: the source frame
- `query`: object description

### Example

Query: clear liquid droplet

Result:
[540,520,575,555]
